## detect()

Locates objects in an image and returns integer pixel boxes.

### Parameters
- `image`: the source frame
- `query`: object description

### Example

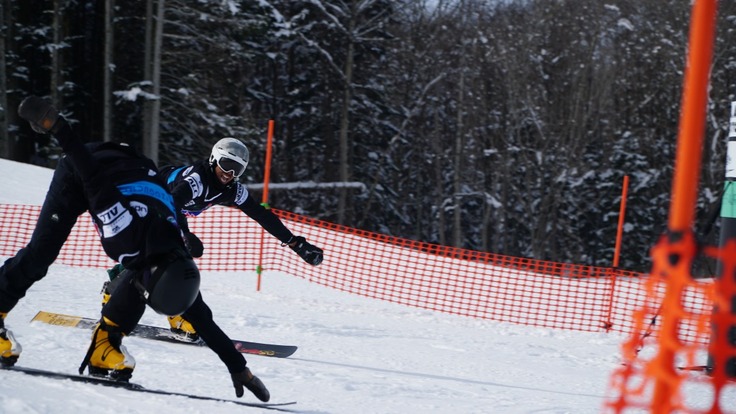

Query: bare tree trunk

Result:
[337,13,355,225]
[481,194,491,252]
[147,0,164,163]
[0,1,7,158]
[452,62,465,248]
[3,1,39,163]
[103,0,114,142]
[50,0,60,105]
[142,0,154,147]
[432,111,446,246]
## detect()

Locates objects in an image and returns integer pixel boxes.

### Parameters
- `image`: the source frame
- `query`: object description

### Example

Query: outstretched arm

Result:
[239,195,294,243]
[239,195,323,265]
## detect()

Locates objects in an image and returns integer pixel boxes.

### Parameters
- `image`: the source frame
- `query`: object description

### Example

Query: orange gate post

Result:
[605,175,629,332]
[256,120,275,291]
[653,0,718,411]
[613,174,629,268]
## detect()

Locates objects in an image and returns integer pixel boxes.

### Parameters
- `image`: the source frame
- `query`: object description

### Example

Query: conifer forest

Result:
[2,0,736,272]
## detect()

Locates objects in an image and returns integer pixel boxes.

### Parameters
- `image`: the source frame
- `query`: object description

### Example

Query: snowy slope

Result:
[0,158,627,414]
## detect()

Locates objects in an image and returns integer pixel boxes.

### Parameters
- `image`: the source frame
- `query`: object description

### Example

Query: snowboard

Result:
[31,311,298,358]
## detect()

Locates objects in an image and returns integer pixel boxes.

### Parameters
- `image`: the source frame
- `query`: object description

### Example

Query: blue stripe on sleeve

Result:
[117,181,176,214]
[167,167,185,185]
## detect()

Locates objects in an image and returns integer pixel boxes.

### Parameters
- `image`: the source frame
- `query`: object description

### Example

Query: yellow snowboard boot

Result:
[0,312,21,367]
[168,315,199,342]
[80,317,135,381]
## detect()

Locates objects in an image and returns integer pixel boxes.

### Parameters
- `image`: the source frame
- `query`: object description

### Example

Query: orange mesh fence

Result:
[606,232,736,414]
[0,203,715,344]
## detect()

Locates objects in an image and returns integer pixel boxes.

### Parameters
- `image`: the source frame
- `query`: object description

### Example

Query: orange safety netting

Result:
[0,203,713,343]
[605,232,736,414]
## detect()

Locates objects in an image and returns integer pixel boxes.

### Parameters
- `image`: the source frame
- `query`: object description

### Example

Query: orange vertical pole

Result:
[652,0,718,412]
[256,120,275,291]
[613,175,629,268]
[605,175,629,333]
[262,120,275,204]
[667,0,717,233]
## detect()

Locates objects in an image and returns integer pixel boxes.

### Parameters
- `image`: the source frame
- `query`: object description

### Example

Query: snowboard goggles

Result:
[215,156,247,178]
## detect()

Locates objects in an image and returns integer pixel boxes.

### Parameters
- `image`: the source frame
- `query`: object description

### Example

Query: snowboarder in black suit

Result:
[0,96,269,402]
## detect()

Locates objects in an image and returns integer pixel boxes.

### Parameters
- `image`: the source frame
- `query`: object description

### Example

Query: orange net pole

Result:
[604,175,629,333]
[667,0,717,233]
[653,1,718,411]
[613,175,629,268]
[256,120,275,291]
[262,120,275,204]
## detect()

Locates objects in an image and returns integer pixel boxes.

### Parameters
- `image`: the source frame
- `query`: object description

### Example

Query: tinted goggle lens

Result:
[216,157,246,177]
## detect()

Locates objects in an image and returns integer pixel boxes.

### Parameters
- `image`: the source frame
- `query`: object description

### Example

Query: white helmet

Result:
[209,137,249,178]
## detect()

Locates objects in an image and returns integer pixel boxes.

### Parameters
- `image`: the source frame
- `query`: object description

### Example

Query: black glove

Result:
[287,236,323,265]
[231,368,270,402]
[184,232,204,258]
